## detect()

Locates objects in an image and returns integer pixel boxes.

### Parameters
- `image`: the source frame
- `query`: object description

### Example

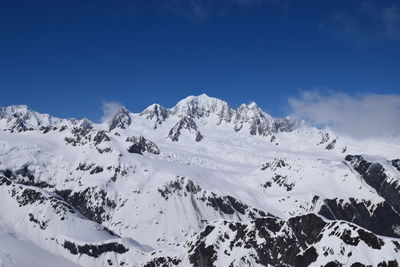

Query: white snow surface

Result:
[0,94,399,266]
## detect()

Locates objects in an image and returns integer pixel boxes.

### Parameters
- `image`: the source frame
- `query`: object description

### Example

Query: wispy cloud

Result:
[322,1,400,44]
[100,101,123,123]
[289,90,400,138]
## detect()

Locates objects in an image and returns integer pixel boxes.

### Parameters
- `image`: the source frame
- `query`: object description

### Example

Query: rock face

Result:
[392,159,400,172]
[0,104,77,132]
[234,102,296,136]
[108,107,132,131]
[340,155,400,238]
[140,104,169,128]
[93,130,111,145]
[157,177,268,220]
[184,213,399,267]
[168,117,203,142]
[98,94,300,142]
[170,95,299,137]
[126,135,160,154]
[325,138,337,150]
[318,198,400,238]
[345,155,400,214]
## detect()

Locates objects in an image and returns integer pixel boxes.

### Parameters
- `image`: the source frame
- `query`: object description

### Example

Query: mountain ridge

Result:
[0,94,399,266]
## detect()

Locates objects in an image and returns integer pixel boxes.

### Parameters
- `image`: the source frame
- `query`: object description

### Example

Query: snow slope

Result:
[0,94,399,266]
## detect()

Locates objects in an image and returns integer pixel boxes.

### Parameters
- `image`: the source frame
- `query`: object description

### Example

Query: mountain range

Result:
[0,94,399,266]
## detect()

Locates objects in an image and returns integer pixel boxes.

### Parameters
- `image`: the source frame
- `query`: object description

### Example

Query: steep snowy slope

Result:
[0,94,399,266]
[0,220,78,267]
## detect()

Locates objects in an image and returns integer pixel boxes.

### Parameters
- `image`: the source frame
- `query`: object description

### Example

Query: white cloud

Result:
[289,91,400,138]
[100,101,123,123]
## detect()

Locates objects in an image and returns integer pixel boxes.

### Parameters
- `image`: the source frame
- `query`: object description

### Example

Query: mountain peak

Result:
[247,101,258,109]
[140,103,169,127]
[117,106,129,113]
[175,94,223,107]
[108,106,132,131]
[1,105,30,115]
[172,94,233,120]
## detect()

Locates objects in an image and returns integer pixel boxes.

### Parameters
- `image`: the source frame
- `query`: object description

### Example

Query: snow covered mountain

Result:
[0,94,399,266]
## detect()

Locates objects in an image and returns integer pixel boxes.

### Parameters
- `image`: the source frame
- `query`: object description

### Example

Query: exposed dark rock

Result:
[80,118,93,131]
[168,117,203,142]
[40,126,51,134]
[288,213,326,247]
[65,126,92,146]
[158,177,267,219]
[64,187,115,224]
[318,130,330,145]
[8,115,28,132]
[345,155,400,229]
[143,256,181,267]
[93,130,110,145]
[28,213,48,230]
[63,240,128,257]
[76,162,94,171]
[126,135,160,155]
[261,158,286,170]
[189,243,217,267]
[324,261,343,267]
[0,167,53,188]
[325,139,337,150]
[357,228,384,249]
[293,246,318,267]
[97,147,112,154]
[234,104,297,137]
[271,174,294,191]
[392,159,400,173]
[59,125,68,132]
[319,197,400,238]
[186,213,393,267]
[378,260,399,267]
[140,104,169,129]
[90,166,104,175]
[108,107,131,131]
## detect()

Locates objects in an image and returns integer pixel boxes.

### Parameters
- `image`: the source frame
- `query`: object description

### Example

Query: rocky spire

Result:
[108,106,132,131]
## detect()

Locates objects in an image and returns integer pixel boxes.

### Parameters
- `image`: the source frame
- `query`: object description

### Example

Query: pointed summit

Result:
[79,118,93,131]
[247,102,258,109]
[108,106,132,131]
[172,94,234,122]
[140,104,169,128]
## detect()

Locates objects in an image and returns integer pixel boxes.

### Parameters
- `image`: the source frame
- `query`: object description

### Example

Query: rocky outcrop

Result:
[108,107,132,131]
[158,177,268,220]
[185,213,399,267]
[167,94,299,138]
[345,155,400,215]
[64,126,92,146]
[325,138,337,150]
[126,135,160,154]
[392,159,400,172]
[57,187,116,224]
[7,115,29,132]
[140,104,169,128]
[318,198,400,238]
[0,105,77,132]
[63,240,129,257]
[168,117,203,142]
[234,102,297,136]
[93,130,111,145]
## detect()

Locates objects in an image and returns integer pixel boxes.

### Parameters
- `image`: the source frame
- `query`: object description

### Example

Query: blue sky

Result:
[1,0,400,121]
